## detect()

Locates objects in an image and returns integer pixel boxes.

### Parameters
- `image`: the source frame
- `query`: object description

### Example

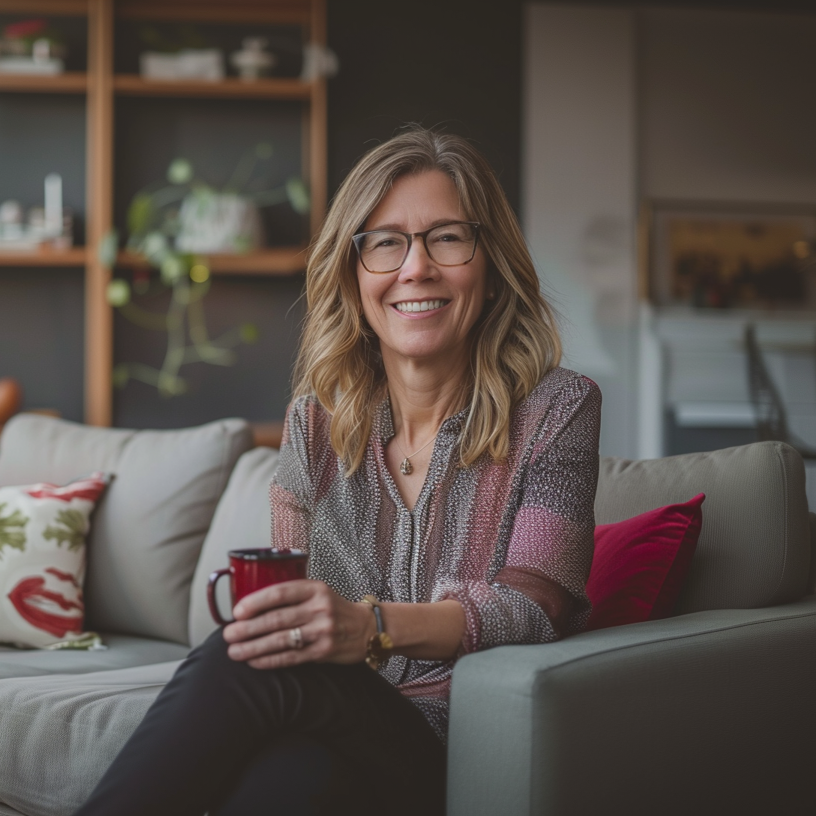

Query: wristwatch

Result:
[360,594,393,670]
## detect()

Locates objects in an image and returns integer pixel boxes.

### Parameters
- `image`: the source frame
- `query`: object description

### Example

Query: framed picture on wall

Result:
[640,200,816,310]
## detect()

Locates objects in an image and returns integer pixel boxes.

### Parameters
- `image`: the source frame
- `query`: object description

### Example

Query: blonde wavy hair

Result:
[293,127,561,474]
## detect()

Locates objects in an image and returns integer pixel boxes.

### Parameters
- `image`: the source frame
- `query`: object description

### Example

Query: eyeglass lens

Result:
[357,223,478,273]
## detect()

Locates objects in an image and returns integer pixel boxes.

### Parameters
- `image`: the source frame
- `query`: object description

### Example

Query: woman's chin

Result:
[382,339,469,368]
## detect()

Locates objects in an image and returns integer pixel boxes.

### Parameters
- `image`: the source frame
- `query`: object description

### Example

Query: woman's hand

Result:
[222,580,375,670]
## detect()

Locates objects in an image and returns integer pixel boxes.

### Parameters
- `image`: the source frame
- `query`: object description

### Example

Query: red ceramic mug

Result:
[207,548,308,625]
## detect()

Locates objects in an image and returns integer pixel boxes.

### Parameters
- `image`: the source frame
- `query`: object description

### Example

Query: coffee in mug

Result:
[207,548,308,625]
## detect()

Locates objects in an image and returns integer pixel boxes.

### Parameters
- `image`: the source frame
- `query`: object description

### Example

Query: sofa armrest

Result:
[447,596,816,816]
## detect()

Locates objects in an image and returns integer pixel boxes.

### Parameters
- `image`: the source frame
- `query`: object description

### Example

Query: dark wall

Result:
[326,0,523,211]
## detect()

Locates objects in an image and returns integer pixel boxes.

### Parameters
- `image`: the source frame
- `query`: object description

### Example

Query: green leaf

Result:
[112,364,130,389]
[160,254,185,285]
[0,502,28,557]
[128,193,155,236]
[240,322,259,344]
[106,278,131,308]
[43,509,86,552]
[167,158,193,185]
[143,231,169,264]
[286,178,311,215]
[98,230,119,268]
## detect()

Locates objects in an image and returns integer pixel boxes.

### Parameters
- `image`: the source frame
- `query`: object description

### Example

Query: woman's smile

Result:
[391,298,450,315]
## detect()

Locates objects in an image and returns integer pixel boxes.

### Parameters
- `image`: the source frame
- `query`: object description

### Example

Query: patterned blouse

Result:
[269,366,601,741]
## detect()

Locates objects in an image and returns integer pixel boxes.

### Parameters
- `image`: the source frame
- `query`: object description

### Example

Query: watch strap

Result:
[361,595,393,670]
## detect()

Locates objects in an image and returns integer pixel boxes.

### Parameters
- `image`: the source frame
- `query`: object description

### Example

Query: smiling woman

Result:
[73,128,601,816]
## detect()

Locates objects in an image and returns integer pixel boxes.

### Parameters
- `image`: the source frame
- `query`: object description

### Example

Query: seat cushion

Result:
[596,441,810,612]
[188,446,281,647]
[0,633,188,680]
[0,415,253,645]
[0,662,178,816]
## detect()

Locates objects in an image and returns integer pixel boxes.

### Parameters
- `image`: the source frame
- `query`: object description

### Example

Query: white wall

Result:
[522,4,639,459]
[523,3,816,465]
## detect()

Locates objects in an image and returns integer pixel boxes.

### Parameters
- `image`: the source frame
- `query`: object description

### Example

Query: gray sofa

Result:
[0,414,813,816]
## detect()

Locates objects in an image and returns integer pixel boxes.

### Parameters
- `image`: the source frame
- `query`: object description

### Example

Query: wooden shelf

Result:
[0,0,88,14]
[116,0,311,26]
[117,246,308,275]
[113,75,312,100]
[251,421,284,449]
[0,72,88,93]
[0,247,87,266]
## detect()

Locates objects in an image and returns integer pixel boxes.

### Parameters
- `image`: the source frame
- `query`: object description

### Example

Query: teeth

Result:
[394,300,446,313]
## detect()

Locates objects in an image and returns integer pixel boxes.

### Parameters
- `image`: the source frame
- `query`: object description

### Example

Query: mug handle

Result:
[207,568,232,625]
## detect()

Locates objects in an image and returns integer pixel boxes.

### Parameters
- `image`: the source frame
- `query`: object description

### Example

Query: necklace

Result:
[394,432,438,476]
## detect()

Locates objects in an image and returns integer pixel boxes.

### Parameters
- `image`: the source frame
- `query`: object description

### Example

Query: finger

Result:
[232,579,316,619]
[227,629,292,662]
[227,623,320,662]
[247,645,322,671]
[223,604,309,644]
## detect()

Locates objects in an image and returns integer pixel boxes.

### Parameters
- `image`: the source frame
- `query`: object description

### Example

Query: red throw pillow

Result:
[586,494,705,631]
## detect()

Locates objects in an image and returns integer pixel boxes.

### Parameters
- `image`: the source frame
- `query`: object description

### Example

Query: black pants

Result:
[74,630,446,816]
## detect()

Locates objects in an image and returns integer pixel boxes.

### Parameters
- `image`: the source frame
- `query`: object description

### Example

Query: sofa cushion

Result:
[0,633,188,680]
[0,472,109,649]
[189,446,281,647]
[586,494,704,630]
[0,661,178,816]
[0,415,253,645]
[596,441,810,613]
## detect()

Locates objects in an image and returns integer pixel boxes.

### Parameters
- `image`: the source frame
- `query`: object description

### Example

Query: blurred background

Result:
[1,0,815,504]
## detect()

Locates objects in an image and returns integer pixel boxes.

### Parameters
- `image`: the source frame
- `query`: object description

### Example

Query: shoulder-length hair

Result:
[293,127,561,474]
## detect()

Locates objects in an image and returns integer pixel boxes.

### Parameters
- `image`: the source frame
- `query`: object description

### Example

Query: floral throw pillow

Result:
[0,472,110,649]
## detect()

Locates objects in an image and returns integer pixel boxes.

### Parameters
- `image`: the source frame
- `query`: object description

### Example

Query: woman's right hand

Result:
[222,579,375,669]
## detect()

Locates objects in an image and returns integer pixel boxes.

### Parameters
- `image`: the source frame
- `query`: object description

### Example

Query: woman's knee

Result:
[172,628,254,690]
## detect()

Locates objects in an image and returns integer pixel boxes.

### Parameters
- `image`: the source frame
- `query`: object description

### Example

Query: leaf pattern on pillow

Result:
[0,502,28,556]
[43,509,86,551]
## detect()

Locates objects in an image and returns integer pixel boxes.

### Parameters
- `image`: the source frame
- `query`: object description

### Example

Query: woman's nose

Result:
[397,238,438,282]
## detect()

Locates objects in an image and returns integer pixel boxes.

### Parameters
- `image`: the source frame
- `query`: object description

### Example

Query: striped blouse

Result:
[269,366,601,741]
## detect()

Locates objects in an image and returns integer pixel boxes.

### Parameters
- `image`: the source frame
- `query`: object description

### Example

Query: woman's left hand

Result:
[222,579,374,670]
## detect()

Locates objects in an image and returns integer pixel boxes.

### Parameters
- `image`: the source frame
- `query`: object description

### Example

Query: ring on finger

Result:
[288,627,304,650]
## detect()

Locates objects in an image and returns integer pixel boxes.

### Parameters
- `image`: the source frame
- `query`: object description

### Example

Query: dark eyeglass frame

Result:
[351,221,481,274]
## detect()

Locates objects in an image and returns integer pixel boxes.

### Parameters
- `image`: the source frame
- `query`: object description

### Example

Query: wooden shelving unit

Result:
[0,248,88,266]
[117,246,309,275]
[0,0,327,427]
[0,71,87,92]
[113,75,312,99]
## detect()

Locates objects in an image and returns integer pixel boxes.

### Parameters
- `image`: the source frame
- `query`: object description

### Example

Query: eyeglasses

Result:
[352,221,481,274]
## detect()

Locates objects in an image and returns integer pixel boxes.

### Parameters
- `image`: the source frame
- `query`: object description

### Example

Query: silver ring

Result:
[288,627,304,650]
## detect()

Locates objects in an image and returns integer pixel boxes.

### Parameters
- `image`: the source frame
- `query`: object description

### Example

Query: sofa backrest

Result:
[596,441,811,613]
[188,446,281,647]
[0,414,253,645]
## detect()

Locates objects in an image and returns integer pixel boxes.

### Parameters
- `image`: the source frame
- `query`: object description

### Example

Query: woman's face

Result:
[356,170,488,369]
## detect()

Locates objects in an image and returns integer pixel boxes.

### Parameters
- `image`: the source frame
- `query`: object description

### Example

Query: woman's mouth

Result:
[392,299,449,314]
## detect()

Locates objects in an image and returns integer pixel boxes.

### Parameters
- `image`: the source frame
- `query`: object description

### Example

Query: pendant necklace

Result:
[395,432,438,476]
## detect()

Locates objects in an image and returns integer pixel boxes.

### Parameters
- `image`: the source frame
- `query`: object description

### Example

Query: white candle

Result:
[44,173,62,238]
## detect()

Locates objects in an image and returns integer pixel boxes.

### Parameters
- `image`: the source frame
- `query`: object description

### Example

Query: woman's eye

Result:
[433,232,463,244]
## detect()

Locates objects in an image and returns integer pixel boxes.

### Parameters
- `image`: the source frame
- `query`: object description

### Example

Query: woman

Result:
[74,127,600,816]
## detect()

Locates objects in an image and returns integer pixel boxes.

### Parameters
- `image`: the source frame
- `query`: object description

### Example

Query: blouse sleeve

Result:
[268,397,315,553]
[441,375,601,654]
